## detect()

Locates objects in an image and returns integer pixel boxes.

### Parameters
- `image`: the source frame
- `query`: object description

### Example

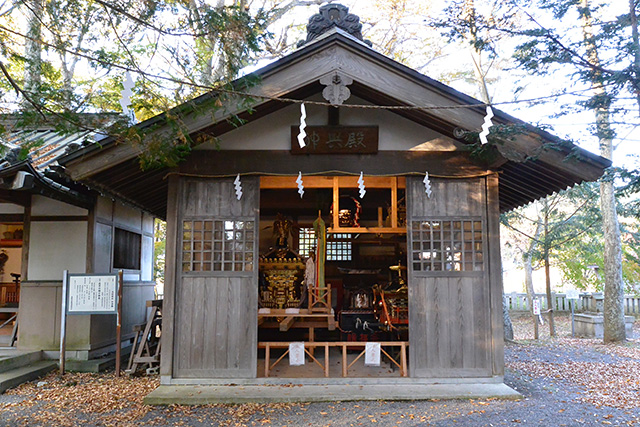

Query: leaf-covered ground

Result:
[0,314,639,426]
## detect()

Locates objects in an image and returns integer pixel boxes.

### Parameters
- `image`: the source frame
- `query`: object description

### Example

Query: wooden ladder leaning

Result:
[126,299,162,375]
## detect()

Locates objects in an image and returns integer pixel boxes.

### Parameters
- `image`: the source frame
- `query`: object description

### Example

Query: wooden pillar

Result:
[486,173,505,376]
[20,199,32,280]
[159,175,179,379]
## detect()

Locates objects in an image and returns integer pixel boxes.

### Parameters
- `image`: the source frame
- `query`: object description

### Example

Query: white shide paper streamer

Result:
[423,171,433,198]
[296,171,304,198]
[297,103,307,148]
[357,171,366,198]
[234,174,243,200]
[479,105,494,145]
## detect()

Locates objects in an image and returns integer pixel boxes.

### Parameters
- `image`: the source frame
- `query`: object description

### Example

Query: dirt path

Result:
[1,315,639,426]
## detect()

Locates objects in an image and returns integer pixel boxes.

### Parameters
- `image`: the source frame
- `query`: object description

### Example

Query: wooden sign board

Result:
[67,273,118,315]
[291,126,378,154]
[61,271,123,375]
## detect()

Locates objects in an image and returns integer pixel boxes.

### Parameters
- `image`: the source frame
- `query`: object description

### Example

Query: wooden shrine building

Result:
[59,5,609,399]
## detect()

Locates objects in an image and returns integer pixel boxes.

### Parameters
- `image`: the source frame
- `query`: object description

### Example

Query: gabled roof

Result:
[58,30,611,219]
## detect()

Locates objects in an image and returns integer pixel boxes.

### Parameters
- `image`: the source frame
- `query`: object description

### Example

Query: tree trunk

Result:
[524,247,538,339]
[524,209,543,338]
[543,202,555,337]
[22,0,44,108]
[463,0,492,103]
[580,0,625,342]
[502,296,514,340]
[524,249,536,308]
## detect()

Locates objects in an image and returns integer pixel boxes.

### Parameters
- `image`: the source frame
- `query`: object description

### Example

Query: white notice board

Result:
[67,274,118,315]
[566,289,580,300]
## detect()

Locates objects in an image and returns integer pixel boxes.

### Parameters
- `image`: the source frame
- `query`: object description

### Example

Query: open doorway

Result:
[257,176,408,378]
[0,220,23,347]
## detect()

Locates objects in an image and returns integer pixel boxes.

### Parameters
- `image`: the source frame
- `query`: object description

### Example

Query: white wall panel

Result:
[196,96,458,152]
[0,203,24,214]
[28,221,87,280]
[31,195,88,216]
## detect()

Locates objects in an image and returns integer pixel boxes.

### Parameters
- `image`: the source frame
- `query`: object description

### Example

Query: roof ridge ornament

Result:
[319,71,353,105]
[298,4,372,47]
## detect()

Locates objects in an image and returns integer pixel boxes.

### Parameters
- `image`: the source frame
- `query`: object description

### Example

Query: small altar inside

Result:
[258,214,335,339]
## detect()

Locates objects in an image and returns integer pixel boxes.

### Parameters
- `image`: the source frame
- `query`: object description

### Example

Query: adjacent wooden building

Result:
[59,5,609,395]
[0,121,155,358]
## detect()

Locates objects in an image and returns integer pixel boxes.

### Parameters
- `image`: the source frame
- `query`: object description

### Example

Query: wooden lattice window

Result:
[182,220,255,272]
[298,228,352,261]
[410,220,483,272]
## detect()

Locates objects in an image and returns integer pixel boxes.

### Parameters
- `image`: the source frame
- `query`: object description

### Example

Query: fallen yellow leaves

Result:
[508,356,640,410]
[1,372,158,427]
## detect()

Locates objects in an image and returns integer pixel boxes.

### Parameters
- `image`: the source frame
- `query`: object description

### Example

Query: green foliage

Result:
[510,0,639,123]
[0,0,274,168]
[154,219,166,291]
[503,178,640,292]
[617,168,640,218]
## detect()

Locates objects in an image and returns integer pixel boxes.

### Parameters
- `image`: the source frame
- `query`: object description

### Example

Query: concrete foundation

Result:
[145,383,522,405]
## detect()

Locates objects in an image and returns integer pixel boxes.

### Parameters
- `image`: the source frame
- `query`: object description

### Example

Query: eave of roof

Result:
[0,160,94,209]
[57,31,611,217]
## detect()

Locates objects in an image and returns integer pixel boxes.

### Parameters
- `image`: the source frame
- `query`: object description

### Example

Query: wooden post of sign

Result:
[570,299,575,338]
[115,270,123,377]
[59,270,69,375]
[533,298,539,340]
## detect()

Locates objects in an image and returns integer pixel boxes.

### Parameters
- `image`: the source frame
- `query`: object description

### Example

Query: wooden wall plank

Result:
[175,276,193,375]
[189,277,206,369]
[408,277,426,376]
[226,277,240,370]
[214,278,230,370]
[473,277,490,370]
[202,279,217,370]
[436,280,450,369]
[461,276,476,369]
[449,277,464,369]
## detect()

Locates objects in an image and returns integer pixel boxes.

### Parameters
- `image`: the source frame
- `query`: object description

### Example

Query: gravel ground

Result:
[1,314,639,427]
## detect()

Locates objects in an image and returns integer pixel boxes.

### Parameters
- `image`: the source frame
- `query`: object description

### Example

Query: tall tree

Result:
[630,0,640,115]
[469,0,635,342]
[22,0,44,109]
[578,0,625,342]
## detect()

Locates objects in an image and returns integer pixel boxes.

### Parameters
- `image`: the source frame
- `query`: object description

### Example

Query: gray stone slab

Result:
[0,351,43,374]
[574,313,635,339]
[0,361,57,393]
[144,383,522,405]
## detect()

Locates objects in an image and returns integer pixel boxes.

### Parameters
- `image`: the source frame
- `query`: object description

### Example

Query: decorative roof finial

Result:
[298,4,372,47]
